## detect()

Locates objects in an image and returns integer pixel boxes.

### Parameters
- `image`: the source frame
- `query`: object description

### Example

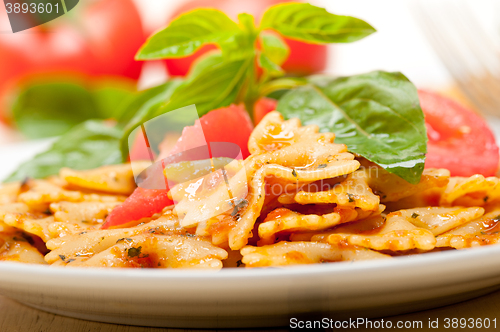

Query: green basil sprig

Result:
[6,120,123,182]
[277,71,427,184]
[12,78,135,139]
[5,3,429,185]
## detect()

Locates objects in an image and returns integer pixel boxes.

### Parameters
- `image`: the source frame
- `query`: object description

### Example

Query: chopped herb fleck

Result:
[231,198,249,217]
[236,260,243,267]
[116,238,133,243]
[292,169,298,178]
[484,196,489,202]
[78,231,87,235]
[127,246,142,258]
[347,193,355,203]
[317,164,328,169]
[12,236,26,242]
[411,213,419,219]
[59,255,66,261]
[480,231,487,235]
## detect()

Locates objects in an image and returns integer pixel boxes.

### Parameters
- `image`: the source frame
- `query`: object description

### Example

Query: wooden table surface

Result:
[2,289,500,332]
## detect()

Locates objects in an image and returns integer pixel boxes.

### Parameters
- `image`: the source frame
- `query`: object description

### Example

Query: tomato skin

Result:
[103,104,254,228]
[419,90,499,176]
[0,0,145,122]
[253,97,278,125]
[164,0,327,77]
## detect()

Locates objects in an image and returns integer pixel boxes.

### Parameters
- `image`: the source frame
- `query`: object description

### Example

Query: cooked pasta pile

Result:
[1,111,500,269]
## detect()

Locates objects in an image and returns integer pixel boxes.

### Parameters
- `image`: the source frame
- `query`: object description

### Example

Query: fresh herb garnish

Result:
[411,213,419,219]
[5,120,123,182]
[4,4,426,185]
[292,169,298,178]
[127,246,142,258]
[277,72,427,184]
[347,193,355,203]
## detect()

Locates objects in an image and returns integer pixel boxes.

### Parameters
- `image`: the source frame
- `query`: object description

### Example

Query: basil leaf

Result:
[4,120,123,182]
[258,52,284,77]
[136,9,241,60]
[159,53,251,116]
[12,79,135,139]
[261,3,376,43]
[260,31,289,66]
[277,71,427,184]
[92,80,137,120]
[12,81,100,139]
[117,80,183,127]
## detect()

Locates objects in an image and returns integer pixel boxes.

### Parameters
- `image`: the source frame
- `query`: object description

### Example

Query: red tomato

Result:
[102,104,254,228]
[253,97,278,125]
[101,188,173,229]
[163,0,327,77]
[419,90,499,176]
[0,0,145,122]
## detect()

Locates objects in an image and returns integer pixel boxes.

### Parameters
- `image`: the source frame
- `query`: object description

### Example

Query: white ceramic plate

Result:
[2,135,500,328]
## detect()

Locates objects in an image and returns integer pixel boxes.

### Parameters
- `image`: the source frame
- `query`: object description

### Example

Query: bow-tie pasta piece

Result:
[279,171,380,212]
[401,207,484,235]
[60,162,149,195]
[0,231,46,264]
[323,213,436,251]
[18,180,126,212]
[0,182,21,204]
[45,211,185,265]
[436,208,500,249]
[241,241,390,267]
[359,160,449,203]
[257,207,359,245]
[439,175,500,207]
[77,234,227,269]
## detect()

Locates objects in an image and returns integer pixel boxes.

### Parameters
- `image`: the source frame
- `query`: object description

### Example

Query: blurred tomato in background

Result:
[164,0,328,77]
[0,0,145,123]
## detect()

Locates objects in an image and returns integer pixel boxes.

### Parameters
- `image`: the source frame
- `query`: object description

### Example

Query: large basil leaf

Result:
[5,120,123,182]
[136,9,241,60]
[277,71,427,184]
[261,3,376,44]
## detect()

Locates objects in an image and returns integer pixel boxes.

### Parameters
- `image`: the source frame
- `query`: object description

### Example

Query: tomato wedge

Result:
[419,90,499,176]
[102,104,253,229]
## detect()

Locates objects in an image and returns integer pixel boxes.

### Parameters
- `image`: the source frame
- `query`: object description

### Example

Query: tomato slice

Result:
[419,90,499,176]
[102,104,253,229]
[170,104,254,158]
[253,97,278,125]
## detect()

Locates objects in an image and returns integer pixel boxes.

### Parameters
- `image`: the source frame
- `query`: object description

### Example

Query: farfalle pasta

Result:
[1,111,500,269]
